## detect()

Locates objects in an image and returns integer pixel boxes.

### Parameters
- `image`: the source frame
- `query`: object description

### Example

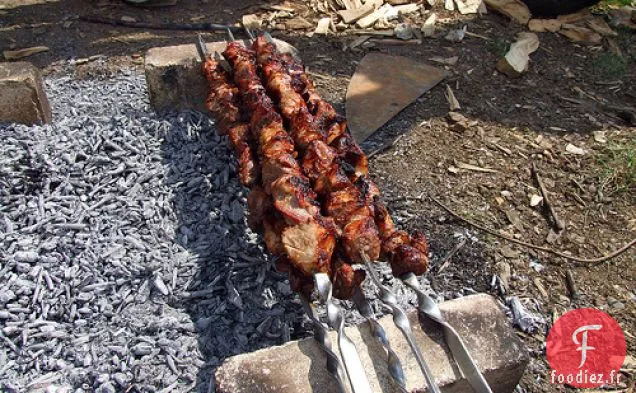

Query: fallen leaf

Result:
[586,16,617,37]
[3,46,49,60]
[565,143,587,155]
[528,18,562,32]
[557,9,591,24]
[559,25,602,44]
[483,0,531,24]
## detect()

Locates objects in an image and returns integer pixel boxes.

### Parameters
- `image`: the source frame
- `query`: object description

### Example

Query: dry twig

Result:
[531,162,565,232]
[437,238,467,273]
[428,195,635,266]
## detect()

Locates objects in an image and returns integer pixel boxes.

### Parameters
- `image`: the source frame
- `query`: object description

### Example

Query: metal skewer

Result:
[301,297,349,393]
[402,273,493,393]
[314,273,373,393]
[352,289,407,392]
[362,255,442,393]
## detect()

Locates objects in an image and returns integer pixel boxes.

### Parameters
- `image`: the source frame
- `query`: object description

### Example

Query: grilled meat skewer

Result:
[253,36,381,268]
[202,53,259,187]
[223,42,339,278]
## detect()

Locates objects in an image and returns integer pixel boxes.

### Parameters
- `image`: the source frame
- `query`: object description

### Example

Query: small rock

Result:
[611,301,625,309]
[394,23,414,40]
[444,25,467,42]
[530,194,543,207]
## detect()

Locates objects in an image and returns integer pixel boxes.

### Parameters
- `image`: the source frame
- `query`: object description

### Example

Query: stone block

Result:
[0,62,52,125]
[215,294,528,393]
[144,40,297,112]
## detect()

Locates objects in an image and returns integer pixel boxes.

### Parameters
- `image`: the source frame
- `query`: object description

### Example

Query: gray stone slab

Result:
[144,40,298,112]
[215,294,528,393]
[0,62,52,125]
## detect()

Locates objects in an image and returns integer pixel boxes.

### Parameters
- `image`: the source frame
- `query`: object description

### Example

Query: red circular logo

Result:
[546,308,626,388]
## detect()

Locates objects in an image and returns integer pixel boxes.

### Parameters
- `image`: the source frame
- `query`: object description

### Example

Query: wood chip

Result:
[356,3,395,28]
[565,143,586,155]
[3,46,49,60]
[483,0,530,24]
[421,13,437,37]
[496,32,539,77]
[338,4,374,24]
[528,19,562,32]
[314,17,333,35]
[284,17,314,30]
[365,0,385,8]
[533,278,549,298]
[394,3,420,14]
[445,84,461,111]
[445,0,455,11]
[242,14,262,29]
[455,0,483,14]
[348,35,371,50]
[593,130,607,144]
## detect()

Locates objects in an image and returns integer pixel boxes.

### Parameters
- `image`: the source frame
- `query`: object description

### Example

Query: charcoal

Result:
[0,68,421,392]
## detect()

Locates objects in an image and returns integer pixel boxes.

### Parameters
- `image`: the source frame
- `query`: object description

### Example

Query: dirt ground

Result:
[1,0,634,391]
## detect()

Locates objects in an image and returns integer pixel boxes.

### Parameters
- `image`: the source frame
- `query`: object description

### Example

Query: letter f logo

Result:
[572,325,602,368]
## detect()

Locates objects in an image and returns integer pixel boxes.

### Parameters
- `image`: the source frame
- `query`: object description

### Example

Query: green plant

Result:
[600,0,634,6]
[595,139,635,196]
[592,52,629,79]
[487,38,509,57]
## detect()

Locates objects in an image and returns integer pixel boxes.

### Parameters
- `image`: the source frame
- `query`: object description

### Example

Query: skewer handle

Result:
[300,298,349,393]
[402,273,493,393]
[314,273,373,393]
[352,290,407,392]
[362,259,442,393]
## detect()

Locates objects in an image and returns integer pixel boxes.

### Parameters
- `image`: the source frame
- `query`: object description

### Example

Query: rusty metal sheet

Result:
[346,53,447,143]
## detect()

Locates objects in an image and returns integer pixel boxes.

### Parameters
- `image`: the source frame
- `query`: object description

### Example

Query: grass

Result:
[595,139,636,197]
[600,0,634,6]
[592,52,629,79]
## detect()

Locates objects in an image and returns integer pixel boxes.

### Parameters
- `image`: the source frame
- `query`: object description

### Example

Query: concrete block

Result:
[215,294,528,393]
[0,62,52,125]
[144,40,297,112]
